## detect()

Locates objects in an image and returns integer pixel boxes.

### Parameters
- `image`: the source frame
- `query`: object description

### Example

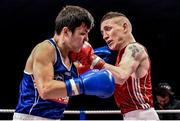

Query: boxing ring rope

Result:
[1,109,180,114]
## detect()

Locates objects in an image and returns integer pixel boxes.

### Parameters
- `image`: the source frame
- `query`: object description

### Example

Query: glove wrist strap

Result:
[90,56,105,69]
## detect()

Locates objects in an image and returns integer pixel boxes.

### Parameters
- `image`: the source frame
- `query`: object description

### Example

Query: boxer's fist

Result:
[76,63,90,74]
[94,45,118,65]
[65,69,115,98]
[70,41,105,70]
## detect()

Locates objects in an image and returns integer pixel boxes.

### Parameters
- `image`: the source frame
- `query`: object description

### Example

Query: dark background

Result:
[0,0,180,120]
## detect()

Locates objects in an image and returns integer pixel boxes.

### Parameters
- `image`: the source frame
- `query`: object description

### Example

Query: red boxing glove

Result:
[70,41,94,65]
[76,63,90,74]
[70,41,105,70]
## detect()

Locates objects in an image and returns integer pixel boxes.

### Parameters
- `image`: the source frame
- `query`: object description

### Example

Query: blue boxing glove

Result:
[65,69,115,98]
[94,45,118,65]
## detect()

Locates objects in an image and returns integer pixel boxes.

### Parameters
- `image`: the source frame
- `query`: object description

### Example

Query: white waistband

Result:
[13,112,60,120]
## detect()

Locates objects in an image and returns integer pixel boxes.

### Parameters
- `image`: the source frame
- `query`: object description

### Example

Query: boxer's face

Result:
[66,23,89,52]
[101,17,126,51]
